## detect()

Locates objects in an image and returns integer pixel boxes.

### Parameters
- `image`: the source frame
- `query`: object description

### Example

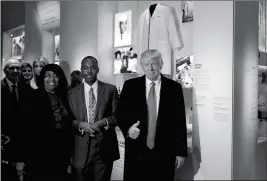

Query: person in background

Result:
[19,63,33,84]
[117,49,188,181]
[1,58,31,181]
[120,55,131,73]
[30,56,49,89]
[127,48,137,73]
[26,64,73,181]
[68,56,119,181]
[70,70,83,89]
[114,50,122,74]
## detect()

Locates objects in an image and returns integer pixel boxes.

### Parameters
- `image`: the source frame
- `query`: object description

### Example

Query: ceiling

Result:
[1,1,25,33]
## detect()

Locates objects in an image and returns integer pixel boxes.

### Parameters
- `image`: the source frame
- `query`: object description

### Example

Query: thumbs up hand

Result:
[128,121,140,139]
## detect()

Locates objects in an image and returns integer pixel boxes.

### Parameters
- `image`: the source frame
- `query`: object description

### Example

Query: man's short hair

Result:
[140,49,163,67]
[71,70,81,76]
[81,56,98,66]
[3,58,21,70]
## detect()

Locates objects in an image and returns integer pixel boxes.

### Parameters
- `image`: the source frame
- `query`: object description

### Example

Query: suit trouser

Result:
[72,136,113,181]
[139,146,175,181]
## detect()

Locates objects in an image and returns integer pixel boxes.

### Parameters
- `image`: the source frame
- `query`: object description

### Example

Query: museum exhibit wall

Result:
[193,1,261,180]
[59,1,194,86]
[233,2,260,180]
[2,32,12,63]
[42,30,54,64]
[193,1,234,179]
[60,1,99,82]
[23,1,43,64]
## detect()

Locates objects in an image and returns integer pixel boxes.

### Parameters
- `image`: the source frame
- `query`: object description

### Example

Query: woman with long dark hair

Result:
[26,64,73,181]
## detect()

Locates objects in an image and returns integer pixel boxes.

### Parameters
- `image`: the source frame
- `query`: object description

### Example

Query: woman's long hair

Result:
[32,56,49,88]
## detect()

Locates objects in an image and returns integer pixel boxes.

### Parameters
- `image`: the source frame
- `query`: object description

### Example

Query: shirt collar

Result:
[84,80,98,90]
[5,77,17,87]
[146,74,161,87]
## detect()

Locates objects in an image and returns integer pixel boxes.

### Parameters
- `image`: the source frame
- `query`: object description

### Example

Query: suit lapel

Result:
[79,83,88,123]
[139,76,149,133]
[95,81,105,119]
[2,78,11,96]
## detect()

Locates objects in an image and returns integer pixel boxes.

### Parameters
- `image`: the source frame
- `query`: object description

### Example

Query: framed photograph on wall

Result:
[114,46,137,74]
[181,1,194,23]
[12,32,25,60]
[114,10,132,47]
[175,55,193,88]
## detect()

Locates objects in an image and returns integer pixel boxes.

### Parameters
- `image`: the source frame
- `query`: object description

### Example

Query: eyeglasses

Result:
[8,66,21,71]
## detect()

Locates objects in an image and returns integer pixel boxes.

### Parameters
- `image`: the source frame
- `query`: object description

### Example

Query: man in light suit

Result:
[68,56,120,181]
[117,49,188,181]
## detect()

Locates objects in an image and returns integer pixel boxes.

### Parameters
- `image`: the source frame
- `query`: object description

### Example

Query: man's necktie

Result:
[11,84,19,110]
[89,87,96,123]
[147,82,157,149]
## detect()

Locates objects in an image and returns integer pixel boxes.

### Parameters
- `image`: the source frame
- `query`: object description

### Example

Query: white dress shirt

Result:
[84,81,98,123]
[145,75,162,118]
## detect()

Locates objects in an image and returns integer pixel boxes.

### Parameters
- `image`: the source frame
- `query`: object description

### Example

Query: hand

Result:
[16,162,25,171]
[79,122,99,135]
[92,119,107,129]
[128,121,140,139]
[175,156,185,169]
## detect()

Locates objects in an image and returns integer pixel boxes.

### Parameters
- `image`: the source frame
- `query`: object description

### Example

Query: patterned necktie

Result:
[147,82,157,149]
[89,87,96,123]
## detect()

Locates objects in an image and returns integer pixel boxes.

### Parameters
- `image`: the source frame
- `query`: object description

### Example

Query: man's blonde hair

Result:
[140,49,163,68]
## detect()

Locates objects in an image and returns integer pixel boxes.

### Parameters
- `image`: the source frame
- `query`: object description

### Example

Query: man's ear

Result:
[3,66,8,75]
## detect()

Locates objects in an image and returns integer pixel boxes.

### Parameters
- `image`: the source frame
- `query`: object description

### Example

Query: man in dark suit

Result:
[117,49,188,181]
[68,56,120,181]
[1,58,30,181]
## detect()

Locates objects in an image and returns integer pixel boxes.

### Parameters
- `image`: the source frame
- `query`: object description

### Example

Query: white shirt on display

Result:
[137,3,183,76]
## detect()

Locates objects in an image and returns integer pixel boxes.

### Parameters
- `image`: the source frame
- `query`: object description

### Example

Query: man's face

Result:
[71,73,82,84]
[81,58,99,85]
[4,62,21,82]
[142,57,161,81]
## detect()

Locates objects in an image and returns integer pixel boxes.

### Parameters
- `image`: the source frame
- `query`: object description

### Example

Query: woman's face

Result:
[34,61,46,76]
[22,66,33,80]
[116,54,121,60]
[44,71,59,92]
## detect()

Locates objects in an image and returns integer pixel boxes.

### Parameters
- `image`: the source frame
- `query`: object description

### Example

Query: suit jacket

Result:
[1,78,32,162]
[117,74,188,181]
[68,81,120,168]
